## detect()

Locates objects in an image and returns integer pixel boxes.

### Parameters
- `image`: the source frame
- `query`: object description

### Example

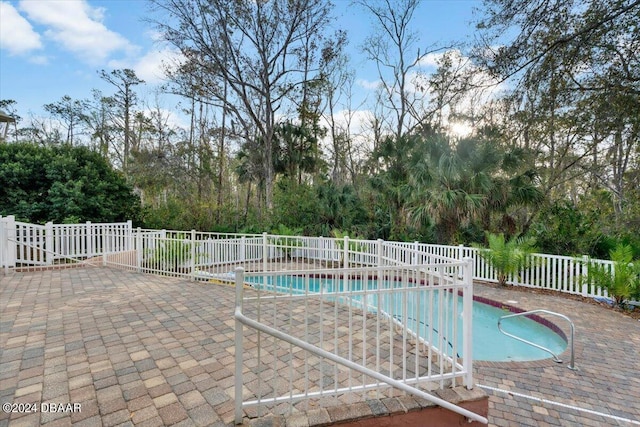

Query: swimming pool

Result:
[244,275,567,362]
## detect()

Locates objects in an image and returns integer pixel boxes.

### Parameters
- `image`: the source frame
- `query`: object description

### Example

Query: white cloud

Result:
[18,0,135,64]
[142,106,189,131]
[417,50,471,70]
[318,108,378,157]
[0,1,42,55]
[136,48,185,84]
[417,52,445,68]
[356,78,381,90]
[332,109,374,137]
[108,47,185,84]
[29,55,49,65]
[145,30,165,43]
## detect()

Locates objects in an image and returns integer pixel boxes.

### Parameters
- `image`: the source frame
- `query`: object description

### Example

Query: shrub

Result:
[145,234,193,272]
[0,142,141,224]
[585,244,640,307]
[270,224,303,260]
[474,232,537,287]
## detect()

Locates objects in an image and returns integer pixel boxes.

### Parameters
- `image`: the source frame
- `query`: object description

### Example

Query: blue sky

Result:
[0,0,481,125]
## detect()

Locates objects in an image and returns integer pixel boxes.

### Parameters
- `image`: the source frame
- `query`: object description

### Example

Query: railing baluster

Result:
[234,267,245,425]
[233,260,487,424]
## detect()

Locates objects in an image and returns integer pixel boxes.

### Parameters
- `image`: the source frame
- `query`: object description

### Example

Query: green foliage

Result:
[585,244,640,307]
[141,198,190,231]
[474,232,537,287]
[270,178,369,237]
[270,179,319,233]
[404,133,541,243]
[270,223,304,260]
[273,121,324,181]
[530,201,611,257]
[530,196,640,259]
[0,142,141,224]
[369,134,424,239]
[271,223,303,237]
[315,181,368,237]
[145,234,192,272]
[331,229,365,252]
[142,195,263,233]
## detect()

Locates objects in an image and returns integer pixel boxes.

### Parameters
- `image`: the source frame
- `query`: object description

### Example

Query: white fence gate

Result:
[0,215,132,271]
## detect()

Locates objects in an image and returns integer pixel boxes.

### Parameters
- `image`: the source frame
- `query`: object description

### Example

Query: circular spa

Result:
[244,275,568,363]
[468,299,567,361]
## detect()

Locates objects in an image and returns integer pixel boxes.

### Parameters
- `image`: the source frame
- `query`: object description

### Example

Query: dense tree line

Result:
[1,0,638,259]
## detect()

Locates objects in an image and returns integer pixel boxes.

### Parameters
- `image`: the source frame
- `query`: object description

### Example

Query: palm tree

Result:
[474,233,537,287]
[273,121,322,184]
[480,147,542,237]
[407,136,488,243]
[316,181,365,235]
[369,134,424,239]
[586,244,640,306]
[407,134,542,243]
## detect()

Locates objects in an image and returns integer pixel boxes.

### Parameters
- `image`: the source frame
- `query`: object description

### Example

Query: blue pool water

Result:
[245,275,567,362]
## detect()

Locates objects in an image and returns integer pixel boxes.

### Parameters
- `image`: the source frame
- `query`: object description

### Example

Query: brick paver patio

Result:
[473,285,640,426]
[1,266,639,426]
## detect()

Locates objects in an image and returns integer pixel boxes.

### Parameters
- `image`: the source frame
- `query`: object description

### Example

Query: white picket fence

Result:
[0,216,617,300]
[0,215,132,271]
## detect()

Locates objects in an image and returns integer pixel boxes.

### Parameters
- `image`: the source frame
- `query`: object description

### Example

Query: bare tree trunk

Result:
[217,81,228,222]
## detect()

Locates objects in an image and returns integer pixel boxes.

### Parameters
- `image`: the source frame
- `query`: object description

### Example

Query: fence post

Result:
[0,217,4,272]
[234,267,245,425]
[103,225,109,267]
[86,221,93,258]
[136,228,142,272]
[581,255,589,297]
[262,232,268,273]
[126,220,133,251]
[240,236,246,262]
[0,216,15,272]
[462,257,474,389]
[343,236,349,269]
[190,230,196,281]
[8,216,16,269]
[45,221,54,265]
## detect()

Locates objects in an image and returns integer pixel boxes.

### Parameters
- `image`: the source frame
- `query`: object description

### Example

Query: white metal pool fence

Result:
[232,261,487,423]
[0,216,617,300]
